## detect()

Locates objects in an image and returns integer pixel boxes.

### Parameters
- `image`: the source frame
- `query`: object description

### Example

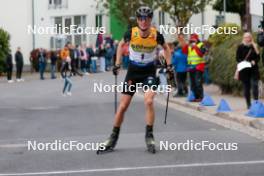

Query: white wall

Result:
[0,0,32,64]
[250,0,264,32]
[250,0,264,16]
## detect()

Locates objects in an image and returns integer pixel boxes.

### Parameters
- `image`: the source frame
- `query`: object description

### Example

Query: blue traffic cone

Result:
[200,95,215,106]
[246,100,262,117]
[246,100,264,117]
[187,91,195,102]
[217,99,232,112]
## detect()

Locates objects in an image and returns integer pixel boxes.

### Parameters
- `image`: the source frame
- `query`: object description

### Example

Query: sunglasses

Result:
[138,16,151,21]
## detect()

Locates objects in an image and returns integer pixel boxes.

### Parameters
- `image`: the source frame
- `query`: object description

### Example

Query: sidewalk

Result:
[169,85,264,131]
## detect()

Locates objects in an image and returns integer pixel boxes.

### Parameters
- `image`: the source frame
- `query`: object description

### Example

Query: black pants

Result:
[189,70,204,99]
[16,64,23,79]
[6,66,13,80]
[242,78,259,109]
[176,72,188,95]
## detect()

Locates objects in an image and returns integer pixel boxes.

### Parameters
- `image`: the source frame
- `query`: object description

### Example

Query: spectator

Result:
[122,41,129,69]
[90,46,97,73]
[60,43,70,61]
[80,45,88,74]
[104,34,114,48]
[74,45,80,69]
[60,57,83,96]
[98,44,106,72]
[112,40,119,66]
[50,50,58,79]
[182,34,206,102]
[5,52,13,83]
[15,47,24,82]
[69,44,76,75]
[105,43,113,71]
[86,44,94,73]
[172,35,188,97]
[38,48,47,80]
[236,32,260,109]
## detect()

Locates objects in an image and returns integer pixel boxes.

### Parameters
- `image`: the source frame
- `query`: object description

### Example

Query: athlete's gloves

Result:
[113,65,121,76]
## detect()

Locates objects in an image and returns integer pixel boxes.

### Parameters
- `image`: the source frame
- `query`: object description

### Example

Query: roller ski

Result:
[97,127,119,155]
[145,125,156,154]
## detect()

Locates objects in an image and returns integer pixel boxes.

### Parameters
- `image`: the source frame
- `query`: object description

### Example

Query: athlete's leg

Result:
[113,94,133,127]
[144,90,156,153]
[97,93,133,154]
[144,91,156,125]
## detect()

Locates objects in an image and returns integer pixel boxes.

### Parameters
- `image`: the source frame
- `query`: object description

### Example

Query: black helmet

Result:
[136,6,153,18]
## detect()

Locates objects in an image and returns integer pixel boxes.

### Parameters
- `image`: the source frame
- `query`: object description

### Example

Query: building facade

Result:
[0,0,109,64]
[0,0,248,65]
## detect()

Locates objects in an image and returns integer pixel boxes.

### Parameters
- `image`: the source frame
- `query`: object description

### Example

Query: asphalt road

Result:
[0,71,263,176]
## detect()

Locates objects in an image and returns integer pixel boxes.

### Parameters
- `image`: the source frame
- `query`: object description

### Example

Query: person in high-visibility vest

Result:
[183,33,206,102]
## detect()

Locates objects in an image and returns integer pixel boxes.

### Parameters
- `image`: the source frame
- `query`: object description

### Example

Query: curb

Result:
[169,98,264,131]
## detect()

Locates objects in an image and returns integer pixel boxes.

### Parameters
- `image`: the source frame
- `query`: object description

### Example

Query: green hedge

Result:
[208,24,264,95]
[0,28,10,74]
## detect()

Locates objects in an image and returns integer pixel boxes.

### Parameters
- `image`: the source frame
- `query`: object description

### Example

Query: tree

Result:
[0,28,10,74]
[212,0,247,30]
[101,0,157,27]
[157,0,212,27]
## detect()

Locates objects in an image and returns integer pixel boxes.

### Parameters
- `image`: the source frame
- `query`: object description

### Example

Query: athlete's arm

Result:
[157,32,171,65]
[115,39,125,66]
[162,43,172,65]
[115,29,131,66]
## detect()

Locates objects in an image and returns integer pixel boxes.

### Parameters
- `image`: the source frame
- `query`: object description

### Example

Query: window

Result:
[215,15,224,26]
[54,17,62,33]
[96,14,103,28]
[74,16,81,27]
[64,17,72,34]
[50,15,87,49]
[159,11,165,26]
[74,35,82,46]
[48,0,68,9]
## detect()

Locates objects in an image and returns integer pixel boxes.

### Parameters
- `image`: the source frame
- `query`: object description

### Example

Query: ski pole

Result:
[164,69,173,124]
[114,74,117,113]
[164,89,170,124]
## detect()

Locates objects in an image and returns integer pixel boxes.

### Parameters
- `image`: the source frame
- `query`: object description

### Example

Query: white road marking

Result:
[0,160,264,175]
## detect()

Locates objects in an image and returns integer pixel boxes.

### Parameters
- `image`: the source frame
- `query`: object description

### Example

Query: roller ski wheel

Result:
[145,133,156,154]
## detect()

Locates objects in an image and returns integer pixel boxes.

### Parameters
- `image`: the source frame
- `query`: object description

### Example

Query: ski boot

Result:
[145,125,156,154]
[97,127,119,155]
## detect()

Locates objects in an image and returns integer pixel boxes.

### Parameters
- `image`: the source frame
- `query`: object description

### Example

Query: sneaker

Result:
[66,92,72,96]
[16,79,21,82]
[7,80,14,83]
[62,93,67,97]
